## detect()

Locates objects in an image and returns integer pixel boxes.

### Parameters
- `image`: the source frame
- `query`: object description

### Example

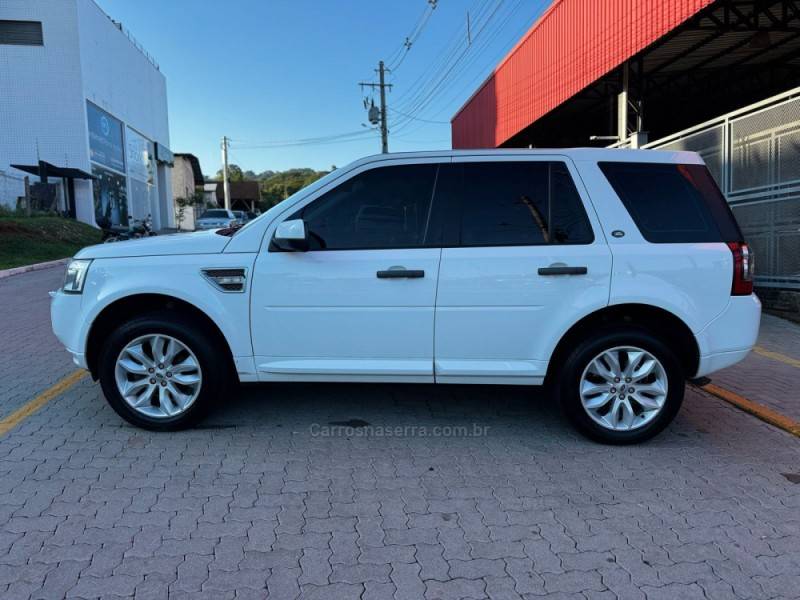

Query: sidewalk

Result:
[708,312,800,423]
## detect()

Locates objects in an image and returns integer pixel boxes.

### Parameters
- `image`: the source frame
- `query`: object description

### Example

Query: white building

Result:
[171,153,204,231]
[0,0,174,229]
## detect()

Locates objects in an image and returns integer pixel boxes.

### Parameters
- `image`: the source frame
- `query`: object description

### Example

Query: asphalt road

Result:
[0,267,799,599]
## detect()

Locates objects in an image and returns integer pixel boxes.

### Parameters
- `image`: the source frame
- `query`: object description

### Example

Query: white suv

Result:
[51,150,760,443]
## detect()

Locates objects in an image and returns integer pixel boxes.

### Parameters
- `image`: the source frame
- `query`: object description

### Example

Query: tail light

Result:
[727,242,754,296]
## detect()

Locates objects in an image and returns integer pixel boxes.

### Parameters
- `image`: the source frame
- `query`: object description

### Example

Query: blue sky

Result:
[94,0,547,176]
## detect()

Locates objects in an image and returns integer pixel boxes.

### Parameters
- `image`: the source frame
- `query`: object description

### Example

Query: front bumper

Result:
[50,289,88,369]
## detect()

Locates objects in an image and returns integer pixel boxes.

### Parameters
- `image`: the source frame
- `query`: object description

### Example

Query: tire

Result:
[97,311,228,430]
[558,327,685,444]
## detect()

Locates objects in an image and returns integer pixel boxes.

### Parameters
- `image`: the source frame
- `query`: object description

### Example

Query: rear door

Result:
[434,156,612,384]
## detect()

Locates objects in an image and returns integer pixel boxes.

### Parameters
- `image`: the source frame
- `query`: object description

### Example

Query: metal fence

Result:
[645,88,800,290]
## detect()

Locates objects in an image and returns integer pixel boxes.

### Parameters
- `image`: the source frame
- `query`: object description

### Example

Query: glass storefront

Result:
[87,101,165,228]
[92,165,128,227]
[88,101,128,225]
[126,127,157,221]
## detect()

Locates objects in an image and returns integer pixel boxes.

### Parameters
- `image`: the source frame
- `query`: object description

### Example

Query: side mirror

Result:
[272,218,309,252]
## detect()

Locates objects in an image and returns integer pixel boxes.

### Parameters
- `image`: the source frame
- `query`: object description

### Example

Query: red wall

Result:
[451,0,714,148]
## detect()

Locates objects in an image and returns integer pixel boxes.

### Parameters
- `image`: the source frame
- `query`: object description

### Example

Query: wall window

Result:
[0,20,43,46]
[457,161,594,246]
[292,164,440,250]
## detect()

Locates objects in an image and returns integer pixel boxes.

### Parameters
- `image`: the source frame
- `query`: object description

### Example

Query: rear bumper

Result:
[694,294,761,377]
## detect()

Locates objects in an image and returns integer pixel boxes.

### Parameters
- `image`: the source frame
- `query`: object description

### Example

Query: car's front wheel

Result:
[558,328,685,444]
[98,311,226,430]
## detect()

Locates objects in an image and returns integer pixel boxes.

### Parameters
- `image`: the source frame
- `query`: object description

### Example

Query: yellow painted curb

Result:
[0,370,87,436]
[753,345,800,370]
[699,382,800,438]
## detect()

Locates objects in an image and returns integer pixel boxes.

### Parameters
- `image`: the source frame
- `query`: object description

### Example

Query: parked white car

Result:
[51,149,760,443]
[195,208,238,230]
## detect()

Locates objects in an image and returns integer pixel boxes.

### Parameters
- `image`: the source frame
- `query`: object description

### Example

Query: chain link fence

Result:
[647,89,800,290]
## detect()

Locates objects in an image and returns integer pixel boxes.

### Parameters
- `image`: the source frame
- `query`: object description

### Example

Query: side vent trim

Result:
[201,268,247,293]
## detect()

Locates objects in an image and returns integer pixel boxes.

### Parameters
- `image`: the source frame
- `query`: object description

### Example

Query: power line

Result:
[231,129,375,150]
[388,107,450,124]
[391,0,501,121]
[391,0,507,132]
[388,0,439,72]
[393,0,546,132]
[424,0,539,120]
[391,0,494,109]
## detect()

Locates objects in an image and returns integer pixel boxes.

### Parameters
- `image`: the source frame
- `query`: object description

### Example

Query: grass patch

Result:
[0,216,103,270]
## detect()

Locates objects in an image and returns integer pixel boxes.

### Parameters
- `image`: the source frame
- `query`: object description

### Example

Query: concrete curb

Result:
[0,258,69,280]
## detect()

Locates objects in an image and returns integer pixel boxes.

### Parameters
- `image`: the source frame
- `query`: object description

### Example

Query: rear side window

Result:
[457,161,594,246]
[599,162,743,243]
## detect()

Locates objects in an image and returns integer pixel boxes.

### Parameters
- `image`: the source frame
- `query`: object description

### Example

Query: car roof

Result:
[345,148,703,169]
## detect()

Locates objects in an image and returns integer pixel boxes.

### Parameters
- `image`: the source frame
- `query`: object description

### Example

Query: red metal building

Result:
[451,0,800,149]
[452,0,800,301]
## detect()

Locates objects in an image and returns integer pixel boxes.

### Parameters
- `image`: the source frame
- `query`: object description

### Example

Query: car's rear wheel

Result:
[98,311,226,430]
[558,328,684,444]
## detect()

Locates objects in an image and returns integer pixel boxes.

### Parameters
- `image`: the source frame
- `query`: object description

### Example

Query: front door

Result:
[250,161,448,382]
[434,157,612,384]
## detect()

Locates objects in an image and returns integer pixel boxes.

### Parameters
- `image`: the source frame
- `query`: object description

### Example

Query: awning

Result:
[10,161,96,179]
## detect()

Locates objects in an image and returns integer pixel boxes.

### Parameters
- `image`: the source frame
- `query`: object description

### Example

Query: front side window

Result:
[293,164,439,250]
[457,161,594,246]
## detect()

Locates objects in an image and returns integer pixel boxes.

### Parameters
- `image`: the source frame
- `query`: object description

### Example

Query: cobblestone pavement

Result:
[0,268,77,419]
[0,267,799,599]
[710,313,800,421]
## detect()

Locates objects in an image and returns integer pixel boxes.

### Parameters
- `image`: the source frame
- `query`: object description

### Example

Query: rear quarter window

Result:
[598,162,743,243]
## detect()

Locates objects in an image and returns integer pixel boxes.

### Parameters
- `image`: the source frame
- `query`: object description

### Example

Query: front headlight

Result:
[63,259,92,294]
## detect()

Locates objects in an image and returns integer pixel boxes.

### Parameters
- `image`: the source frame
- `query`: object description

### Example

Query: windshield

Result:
[201,209,229,219]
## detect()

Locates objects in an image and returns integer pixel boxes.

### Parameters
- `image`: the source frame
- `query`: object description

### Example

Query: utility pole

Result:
[221,135,231,210]
[359,61,393,153]
[378,61,388,154]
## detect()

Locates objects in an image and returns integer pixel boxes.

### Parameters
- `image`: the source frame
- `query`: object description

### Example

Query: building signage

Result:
[87,102,125,172]
[126,127,154,184]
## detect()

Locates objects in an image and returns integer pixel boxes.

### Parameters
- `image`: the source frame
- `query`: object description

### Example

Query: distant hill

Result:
[206,165,334,210]
[260,168,330,208]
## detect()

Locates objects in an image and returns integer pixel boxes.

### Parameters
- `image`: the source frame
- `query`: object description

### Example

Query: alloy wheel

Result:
[114,334,203,419]
[579,346,668,431]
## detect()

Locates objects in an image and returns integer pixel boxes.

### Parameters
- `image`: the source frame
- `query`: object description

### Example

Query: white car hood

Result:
[76,229,231,259]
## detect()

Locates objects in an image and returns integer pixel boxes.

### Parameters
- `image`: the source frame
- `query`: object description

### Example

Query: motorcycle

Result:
[99,214,157,243]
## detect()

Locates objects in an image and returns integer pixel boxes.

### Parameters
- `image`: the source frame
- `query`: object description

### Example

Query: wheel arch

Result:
[544,303,700,384]
[85,293,236,380]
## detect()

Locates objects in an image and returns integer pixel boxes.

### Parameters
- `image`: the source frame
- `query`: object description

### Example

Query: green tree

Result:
[259,168,329,210]
[215,164,244,182]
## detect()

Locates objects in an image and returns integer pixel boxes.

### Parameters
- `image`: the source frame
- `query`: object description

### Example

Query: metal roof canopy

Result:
[10,161,96,180]
[503,0,800,148]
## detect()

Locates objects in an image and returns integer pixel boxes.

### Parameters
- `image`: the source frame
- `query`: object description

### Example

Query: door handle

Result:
[538,266,588,276]
[376,268,425,279]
